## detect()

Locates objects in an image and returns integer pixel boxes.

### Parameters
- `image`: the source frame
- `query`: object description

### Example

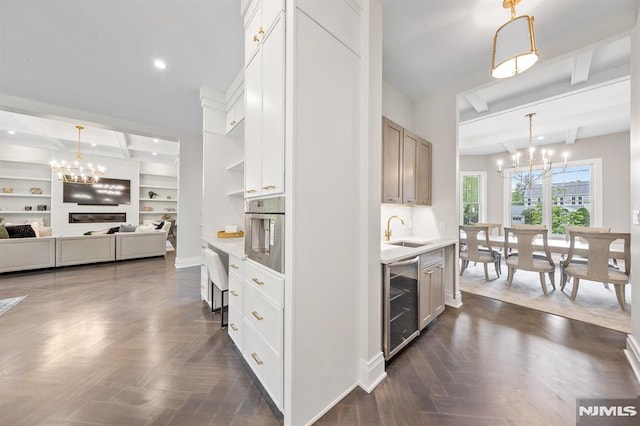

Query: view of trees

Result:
[462,176,479,225]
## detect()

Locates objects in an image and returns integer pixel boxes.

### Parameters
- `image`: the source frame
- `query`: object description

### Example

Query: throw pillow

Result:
[39,227,52,237]
[154,220,165,230]
[119,224,137,233]
[135,225,155,233]
[0,225,9,239]
[29,221,40,238]
[6,224,37,238]
[92,228,109,235]
[106,226,120,234]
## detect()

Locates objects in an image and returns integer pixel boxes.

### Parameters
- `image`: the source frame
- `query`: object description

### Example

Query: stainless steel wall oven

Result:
[245,197,285,273]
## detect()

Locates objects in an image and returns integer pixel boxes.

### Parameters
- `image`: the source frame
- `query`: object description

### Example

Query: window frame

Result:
[460,171,487,226]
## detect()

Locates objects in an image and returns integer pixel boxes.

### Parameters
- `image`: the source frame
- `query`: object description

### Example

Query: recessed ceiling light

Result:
[91,143,97,147]
[153,139,159,143]
[153,59,166,70]
[8,130,16,135]
[537,136,545,140]
[152,152,157,156]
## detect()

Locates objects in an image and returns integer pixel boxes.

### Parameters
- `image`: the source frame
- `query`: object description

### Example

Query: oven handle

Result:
[388,256,419,267]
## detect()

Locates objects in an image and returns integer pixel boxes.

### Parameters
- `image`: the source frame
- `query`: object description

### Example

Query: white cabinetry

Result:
[228,254,245,350]
[0,160,52,226]
[139,172,177,225]
[244,0,285,198]
[226,95,245,134]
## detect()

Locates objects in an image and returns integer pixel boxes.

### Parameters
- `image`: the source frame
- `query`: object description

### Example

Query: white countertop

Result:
[380,237,458,264]
[202,235,246,259]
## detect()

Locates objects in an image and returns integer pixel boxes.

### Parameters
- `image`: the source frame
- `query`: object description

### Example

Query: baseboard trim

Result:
[303,382,358,426]
[445,289,463,308]
[174,256,200,269]
[624,334,640,383]
[357,352,387,393]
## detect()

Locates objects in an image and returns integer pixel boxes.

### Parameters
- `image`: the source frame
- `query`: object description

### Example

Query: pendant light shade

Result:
[491,0,538,79]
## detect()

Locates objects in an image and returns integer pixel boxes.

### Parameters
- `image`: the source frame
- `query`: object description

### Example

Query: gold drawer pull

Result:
[258,26,264,35]
[252,277,264,286]
[262,185,276,190]
[230,264,239,269]
[246,189,257,194]
[231,290,239,297]
[251,352,264,365]
[230,323,238,331]
[252,311,264,321]
[230,120,236,126]
[253,35,260,42]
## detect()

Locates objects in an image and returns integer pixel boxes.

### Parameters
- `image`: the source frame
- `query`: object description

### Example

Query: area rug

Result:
[0,295,27,317]
[460,266,631,333]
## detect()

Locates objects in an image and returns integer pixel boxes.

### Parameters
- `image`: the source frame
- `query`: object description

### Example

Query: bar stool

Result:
[204,248,229,327]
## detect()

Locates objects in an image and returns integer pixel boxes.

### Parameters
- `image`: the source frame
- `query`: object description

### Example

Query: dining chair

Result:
[563,226,613,288]
[459,225,501,280]
[512,224,547,230]
[472,222,503,236]
[503,227,555,295]
[560,231,631,311]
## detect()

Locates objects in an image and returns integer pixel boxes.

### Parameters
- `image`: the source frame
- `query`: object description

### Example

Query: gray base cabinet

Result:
[419,250,445,330]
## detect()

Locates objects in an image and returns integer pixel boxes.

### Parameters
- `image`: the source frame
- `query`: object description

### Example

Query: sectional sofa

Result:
[0,231,167,273]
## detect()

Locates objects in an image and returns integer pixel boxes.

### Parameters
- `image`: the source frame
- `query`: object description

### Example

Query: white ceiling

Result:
[0,0,637,160]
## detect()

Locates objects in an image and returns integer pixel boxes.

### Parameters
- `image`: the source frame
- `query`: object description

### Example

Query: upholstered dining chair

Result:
[563,226,612,288]
[472,222,502,236]
[512,224,547,230]
[503,227,556,295]
[560,231,631,311]
[459,225,501,280]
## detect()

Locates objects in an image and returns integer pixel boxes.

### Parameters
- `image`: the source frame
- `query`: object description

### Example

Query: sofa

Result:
[0,231,167,273]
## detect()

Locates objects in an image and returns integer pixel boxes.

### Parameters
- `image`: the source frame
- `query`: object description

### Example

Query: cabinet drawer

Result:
[243,320,283,410]
[228,306,244,351]
[229,272,243,312]
[244,260,284,308]
[244,285,283,355]
[421,249,444,268]
[229,254,245,277]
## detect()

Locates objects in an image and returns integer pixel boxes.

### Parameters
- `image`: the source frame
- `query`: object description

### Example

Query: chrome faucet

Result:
[385,215,405,241]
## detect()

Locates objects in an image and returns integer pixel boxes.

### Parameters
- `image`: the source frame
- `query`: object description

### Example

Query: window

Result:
[460,172,486,225]
[506,161,598,235]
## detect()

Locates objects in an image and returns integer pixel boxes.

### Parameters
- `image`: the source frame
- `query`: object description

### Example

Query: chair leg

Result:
[459,260,468,276]
[507,267,514,286]
[483,263,489,281]
[494,260,500,278]
[548,271,555,289]
[614,284,628,312]
[539,272,548,296]
[570,277,580,301]
[603,283,610,290]
[560,272,567,291]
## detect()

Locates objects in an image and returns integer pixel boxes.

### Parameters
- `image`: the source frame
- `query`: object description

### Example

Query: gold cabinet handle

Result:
[262,185,276,190]
[437,265,444,269]
[231,290,239,297]
[251,352,264,365]
[252,311,264,321]
[246,189,257,194]
[253,35,260,42]
[230,120,236,126]
[230,264,239,269]
[258,26,264,35]
[252,277,264,286]
[230,323,238,331]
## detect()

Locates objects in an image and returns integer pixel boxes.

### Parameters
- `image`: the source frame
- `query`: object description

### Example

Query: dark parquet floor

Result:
[1,253,638,425]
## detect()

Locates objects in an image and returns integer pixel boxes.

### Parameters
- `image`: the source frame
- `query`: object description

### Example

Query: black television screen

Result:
[63,178,131,205]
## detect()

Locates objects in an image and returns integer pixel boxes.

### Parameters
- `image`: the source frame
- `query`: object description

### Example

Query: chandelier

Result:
[491,0,538,79]
[51,125,105,184]
[497,113,568,191]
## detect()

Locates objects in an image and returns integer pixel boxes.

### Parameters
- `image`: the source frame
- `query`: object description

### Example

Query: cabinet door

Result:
[416,138,432,206]
[419,268,433,330]
[244,50,263,196]
[382,117,403,203]
[245,2,262,65]
[431,261,445,317]
[260,16,285,195]
[402,130,418,204]
[262,0,284,35]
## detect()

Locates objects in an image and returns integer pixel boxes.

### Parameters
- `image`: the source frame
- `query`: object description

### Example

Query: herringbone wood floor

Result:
[1,254,638,425]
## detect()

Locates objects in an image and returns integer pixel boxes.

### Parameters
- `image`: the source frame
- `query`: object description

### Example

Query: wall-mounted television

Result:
[63,178,131,205]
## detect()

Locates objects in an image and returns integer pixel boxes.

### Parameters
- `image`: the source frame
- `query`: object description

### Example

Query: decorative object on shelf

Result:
[491,0,538,79]
[164,207,176,212]
[148,190,158,199]
[24,206,32,211]
[29,187,43,194]
[2,187,13,193]
[217,230,244,239]
[0,217,3,223]
[143,206,153,211]
[496,113,568,191]
[37,205,47,211]
[166,195,172,199]
[161,214,172,220]
[50,125,106,184]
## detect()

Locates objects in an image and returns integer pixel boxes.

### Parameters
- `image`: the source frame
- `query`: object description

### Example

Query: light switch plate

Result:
[633,210,640,225]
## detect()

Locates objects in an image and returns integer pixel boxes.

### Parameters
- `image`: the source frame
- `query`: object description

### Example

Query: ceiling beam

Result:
[565,127,578,144]
[114,132,131,159]
[502,142,516,154]
[571,50,593,86]
[465,92,488,113]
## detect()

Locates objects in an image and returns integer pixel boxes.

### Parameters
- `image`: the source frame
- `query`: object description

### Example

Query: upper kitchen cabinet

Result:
[244,0,285,198]
[382,117,432,206]
[245,0,284,65]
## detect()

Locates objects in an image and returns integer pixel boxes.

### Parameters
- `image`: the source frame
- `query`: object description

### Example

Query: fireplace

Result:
[68,213,127,223]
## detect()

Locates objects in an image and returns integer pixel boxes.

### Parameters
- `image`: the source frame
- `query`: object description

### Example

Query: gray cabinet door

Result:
[416,137,432,206]
[419,267,434,330]
[431,261,445,317]
[382,117,403,203]
[402,130,418,205]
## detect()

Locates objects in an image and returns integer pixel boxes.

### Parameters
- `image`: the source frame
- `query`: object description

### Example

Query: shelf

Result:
[389,287,409,303]
[0,193,50,198]
[226,189,244,197]
[0,210,51,214]
[140,185,178,190]
[140,211,178,215]
[140,173,178,178]
[139,198,177,202]
[390,307,410,323]
[0,175,50,182]
[227,159,245,172]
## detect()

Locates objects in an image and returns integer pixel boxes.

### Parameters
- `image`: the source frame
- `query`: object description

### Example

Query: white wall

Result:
[382,79,413,129]
[461,131,631,232]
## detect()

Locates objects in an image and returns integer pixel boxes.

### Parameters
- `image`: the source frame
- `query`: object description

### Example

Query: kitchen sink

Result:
[386,241,430,248]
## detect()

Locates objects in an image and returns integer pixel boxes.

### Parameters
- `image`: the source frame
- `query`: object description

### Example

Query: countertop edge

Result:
[380,238,458,264]
[201,235,246,259]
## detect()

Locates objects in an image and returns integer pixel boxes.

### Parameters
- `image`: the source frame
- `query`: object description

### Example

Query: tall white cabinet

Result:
[0,159,52,226]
